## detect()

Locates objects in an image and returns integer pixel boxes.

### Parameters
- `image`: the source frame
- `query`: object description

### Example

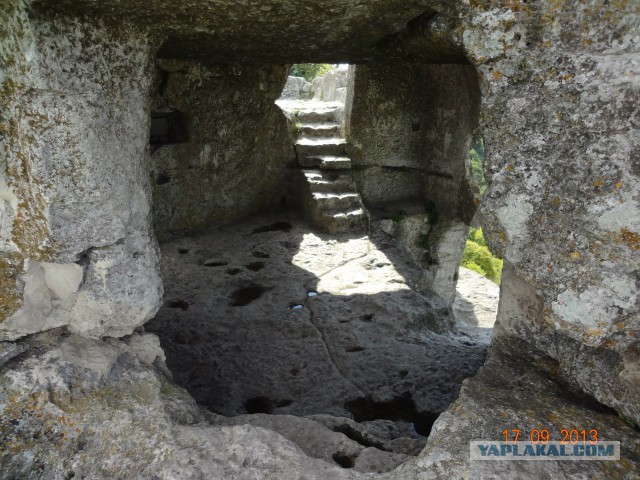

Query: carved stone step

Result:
[299,155,352,170]
[312,192,362,211]
[298,170,368,234]
[314,208,369,234]
[295,138,348,157]
[300,123,341,138]
[294,107,339,123]
[302,170,356,193]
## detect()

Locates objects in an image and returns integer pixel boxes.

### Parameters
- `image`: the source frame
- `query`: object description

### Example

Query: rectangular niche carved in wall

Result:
[150,111,190,146]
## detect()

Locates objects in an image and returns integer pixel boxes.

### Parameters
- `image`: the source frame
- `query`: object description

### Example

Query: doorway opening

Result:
[145,60,494,473]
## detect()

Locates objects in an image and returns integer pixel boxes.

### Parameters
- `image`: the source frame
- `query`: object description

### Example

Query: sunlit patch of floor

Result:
[146,212,492,448]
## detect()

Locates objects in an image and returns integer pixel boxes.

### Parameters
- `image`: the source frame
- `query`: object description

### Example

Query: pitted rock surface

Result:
[1,0,638,478]
[145,213,488,419]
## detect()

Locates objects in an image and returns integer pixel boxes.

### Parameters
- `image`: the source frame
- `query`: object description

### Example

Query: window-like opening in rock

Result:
[146,60,490,473]
[454,139,501,342]
[468,139,486,194]
[150,111,189,146]
[460,227,503,285]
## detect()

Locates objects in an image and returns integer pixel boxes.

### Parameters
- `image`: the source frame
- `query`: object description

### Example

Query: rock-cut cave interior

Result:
[1,1,638,479]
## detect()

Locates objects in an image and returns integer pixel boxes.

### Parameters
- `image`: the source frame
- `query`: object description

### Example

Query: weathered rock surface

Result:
[33,0,468,64]
[1,0,639,478]
[452,266,499,344]
[396,326,640,479]
[313,68,349,103]
[150,60,294,241]
[281,76,313,100]
[0,6,162,340]
[0,332,363,479]
[2,325,638,479]
[346,63,481,304]
[213,413,410,473]
[467,2,640,426]
[146,213,488,420]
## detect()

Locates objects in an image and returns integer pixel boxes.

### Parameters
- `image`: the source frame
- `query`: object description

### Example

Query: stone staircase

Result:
[292,104,368,234]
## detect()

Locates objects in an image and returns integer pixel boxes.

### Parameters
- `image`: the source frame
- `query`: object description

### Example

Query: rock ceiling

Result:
[32,0,468,63]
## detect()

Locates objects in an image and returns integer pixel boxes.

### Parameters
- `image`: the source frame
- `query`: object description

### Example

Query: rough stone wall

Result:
[1,0,639,477]
[312,68,349,103]
[35,0,466,64]
[347,64,431,206]
[0,6,162,340]
[280,76,313,100]
[0,0,36,327]
[150,61,294,240]
[347,64,479,209]
[459,1,640,426]
[346,63,480,303]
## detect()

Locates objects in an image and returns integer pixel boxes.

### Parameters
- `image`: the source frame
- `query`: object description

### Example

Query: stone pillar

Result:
[0,8,162,340]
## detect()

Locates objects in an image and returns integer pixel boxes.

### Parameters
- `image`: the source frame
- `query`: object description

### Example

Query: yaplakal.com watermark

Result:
[470,441,620,461]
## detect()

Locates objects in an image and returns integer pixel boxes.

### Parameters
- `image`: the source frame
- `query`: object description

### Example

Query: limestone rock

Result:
[307,414,428,456]
[281,76,313,100]
[465,0,640,424]
[35,0,467,64]
[2,328,638,479]
[0,9,163,340]
[213,413,409,473]
[452,267,499,344]
[346,63,480,306]
[1,0,639,477]
[145,214,488,420]
[0,332,361,479]
[151,61,295,240]
[395,326,640,479]
[313,68,349,103]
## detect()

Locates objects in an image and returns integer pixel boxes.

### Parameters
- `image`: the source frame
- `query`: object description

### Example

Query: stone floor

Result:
[145,212,494,446]
[453,267,499,344]
[6,214,638,478]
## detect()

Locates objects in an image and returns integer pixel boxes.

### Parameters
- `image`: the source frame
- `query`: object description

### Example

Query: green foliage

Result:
[467,226,487,247]
[469,139,486,194]
[293,122,303,139]
[290,64,333,82]
[460,227,503,284]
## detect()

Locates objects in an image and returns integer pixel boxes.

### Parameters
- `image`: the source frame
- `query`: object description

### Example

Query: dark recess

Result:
[156,173,171,185]
[150,111,190,146]
[346,396,438,437]
[346,346,365,353]
[244,397,274,414]
[166,300,189,310]
[332,452,357,469]
[332,424,387,451]
[203,260,229,267]
[245,262,266,272]
[251,221,293,234]
[231,285,271,306]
